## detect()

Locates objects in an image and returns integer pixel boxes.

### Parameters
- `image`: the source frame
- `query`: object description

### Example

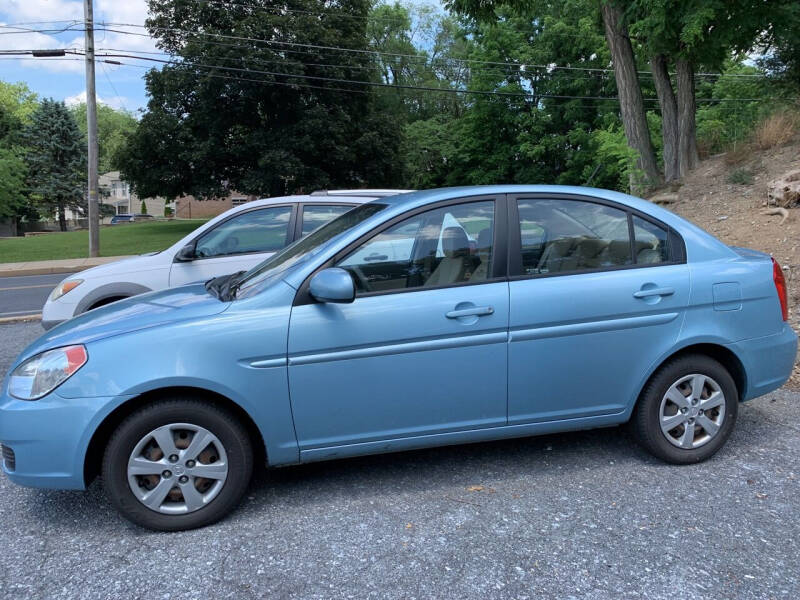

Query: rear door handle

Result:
[633,287,675,299]
[446,306,494,319]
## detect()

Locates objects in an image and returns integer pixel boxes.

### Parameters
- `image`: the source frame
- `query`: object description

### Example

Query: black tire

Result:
[630,354,738,464]
[102,398,253,531]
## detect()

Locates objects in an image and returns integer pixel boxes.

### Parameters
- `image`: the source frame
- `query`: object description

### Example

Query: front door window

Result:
[337,201,495,293]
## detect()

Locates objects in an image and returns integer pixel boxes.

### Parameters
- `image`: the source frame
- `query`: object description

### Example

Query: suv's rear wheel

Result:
[631,354,738,464]
[102,398,253,531]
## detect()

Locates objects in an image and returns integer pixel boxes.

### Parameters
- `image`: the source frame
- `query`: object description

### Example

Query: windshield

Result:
[235,203,388,298]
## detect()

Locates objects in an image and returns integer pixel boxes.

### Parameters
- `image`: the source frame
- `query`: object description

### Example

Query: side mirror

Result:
[309,268,355,304]
[174,243,196,262]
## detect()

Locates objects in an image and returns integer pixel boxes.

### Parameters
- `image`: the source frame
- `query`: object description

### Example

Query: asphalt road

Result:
[0,273,72,318]
[0,321,799,599]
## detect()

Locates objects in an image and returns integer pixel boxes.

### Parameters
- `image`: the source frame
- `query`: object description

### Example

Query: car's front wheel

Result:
[102,398,253,531]
[631,354,738,464]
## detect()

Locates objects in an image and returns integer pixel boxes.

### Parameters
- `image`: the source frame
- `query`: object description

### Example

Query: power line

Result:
[96,22,771,79]
[92,46,618,84]
[0,20,82,27]
[98,58,790,113]
[100,60,129,112]
[2,20,769,80]
[91,51,790,104]
[0,23,85,35]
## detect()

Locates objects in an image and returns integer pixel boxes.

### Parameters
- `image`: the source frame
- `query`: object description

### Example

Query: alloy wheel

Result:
[127,423,228,514]
[659,373,726,449]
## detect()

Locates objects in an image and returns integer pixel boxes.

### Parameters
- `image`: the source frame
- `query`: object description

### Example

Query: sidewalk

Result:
[0,255,131,278]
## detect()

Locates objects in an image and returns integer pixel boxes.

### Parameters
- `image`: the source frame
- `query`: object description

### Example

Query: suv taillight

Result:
[772,258,789,321]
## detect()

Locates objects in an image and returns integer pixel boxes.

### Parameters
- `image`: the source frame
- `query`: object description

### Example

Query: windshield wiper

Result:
[205,270,245,301]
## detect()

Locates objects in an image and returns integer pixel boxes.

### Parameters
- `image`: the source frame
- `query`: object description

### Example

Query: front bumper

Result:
[727,324,798,401]
[41,297,77,330]
[0,389,127,490]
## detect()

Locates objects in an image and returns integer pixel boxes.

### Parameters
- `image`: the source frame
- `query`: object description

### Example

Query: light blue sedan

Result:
[1,186,796,530]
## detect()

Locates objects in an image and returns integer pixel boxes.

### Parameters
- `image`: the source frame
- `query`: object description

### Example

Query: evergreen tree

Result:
[24,99,86,231]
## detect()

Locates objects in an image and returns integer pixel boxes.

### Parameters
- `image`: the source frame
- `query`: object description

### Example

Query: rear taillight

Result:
[772,258,789,321]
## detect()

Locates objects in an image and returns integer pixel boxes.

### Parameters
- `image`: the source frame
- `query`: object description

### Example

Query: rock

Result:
[767,170,800,207]
[650,192,678,205]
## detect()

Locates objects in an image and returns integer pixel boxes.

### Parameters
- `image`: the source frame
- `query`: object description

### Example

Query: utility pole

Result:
[84,0,100,257]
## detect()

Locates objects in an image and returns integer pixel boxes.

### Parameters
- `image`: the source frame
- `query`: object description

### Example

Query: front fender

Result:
[56,283,300,466]
[75,281,152,314]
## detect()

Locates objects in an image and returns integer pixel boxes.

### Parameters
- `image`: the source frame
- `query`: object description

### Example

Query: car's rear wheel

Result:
[631,354,738,464]
[102,398,253,531]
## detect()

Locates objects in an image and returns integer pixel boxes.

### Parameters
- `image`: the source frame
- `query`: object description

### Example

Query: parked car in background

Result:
[42,190,411,329]
[133,214,155,221]
[109,214,134,225]
[3,185,795,531]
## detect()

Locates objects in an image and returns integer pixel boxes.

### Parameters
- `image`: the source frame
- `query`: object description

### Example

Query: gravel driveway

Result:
[0,321,798,599]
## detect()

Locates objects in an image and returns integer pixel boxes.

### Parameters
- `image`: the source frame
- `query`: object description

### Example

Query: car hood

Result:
[71,252,166,279]
[17,284,230,363]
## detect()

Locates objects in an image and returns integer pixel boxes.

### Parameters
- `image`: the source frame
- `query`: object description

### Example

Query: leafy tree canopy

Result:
[70,103,138,174]
[118,0,404,200]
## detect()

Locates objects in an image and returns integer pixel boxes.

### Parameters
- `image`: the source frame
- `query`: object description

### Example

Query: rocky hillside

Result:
[650,135,800,384]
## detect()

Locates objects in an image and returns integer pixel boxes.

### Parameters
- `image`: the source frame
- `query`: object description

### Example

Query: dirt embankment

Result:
[650,136,800,384]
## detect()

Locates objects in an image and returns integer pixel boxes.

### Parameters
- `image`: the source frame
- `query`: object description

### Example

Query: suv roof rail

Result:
[310,189,413,197]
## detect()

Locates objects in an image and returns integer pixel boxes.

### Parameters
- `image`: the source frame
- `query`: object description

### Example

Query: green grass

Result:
[0,220,209,263]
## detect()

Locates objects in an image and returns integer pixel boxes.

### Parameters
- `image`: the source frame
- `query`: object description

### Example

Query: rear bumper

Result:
[727,324,798,401]
[0,390,127,490]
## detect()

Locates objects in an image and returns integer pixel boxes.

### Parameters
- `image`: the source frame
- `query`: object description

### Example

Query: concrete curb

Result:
[0,313,42,324]
[0,256,132,278]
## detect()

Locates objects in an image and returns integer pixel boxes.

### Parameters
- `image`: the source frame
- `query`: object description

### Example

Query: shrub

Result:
[727,168,754,185]
[752,110,799,150]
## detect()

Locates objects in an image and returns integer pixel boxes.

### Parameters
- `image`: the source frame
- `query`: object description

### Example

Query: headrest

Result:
[441,226,470,258]
[477,228,493,253]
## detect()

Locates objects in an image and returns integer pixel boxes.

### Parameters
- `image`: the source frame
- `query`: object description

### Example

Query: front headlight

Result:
[50,279,84,302]
[8,345,88,400]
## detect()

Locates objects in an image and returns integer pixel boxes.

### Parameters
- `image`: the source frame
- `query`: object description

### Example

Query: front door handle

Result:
[633,287,675,299]
[446,306,494,319]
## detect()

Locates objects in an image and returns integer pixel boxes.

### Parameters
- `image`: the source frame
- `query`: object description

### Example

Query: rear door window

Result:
[300,204,353,237]
[516,199,632,275]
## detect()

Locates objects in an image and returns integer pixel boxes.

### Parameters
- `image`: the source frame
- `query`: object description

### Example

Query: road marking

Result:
[0,284,55,291]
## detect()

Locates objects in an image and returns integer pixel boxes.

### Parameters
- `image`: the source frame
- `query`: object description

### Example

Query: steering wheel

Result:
[348,265,371,292]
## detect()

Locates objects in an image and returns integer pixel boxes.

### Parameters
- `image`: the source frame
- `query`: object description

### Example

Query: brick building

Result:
[175,192,259,219]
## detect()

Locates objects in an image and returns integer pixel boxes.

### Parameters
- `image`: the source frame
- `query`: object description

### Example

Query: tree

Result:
[600,1,660,189]
[118,0,403,200]
[140,199,147,214]
[70,103,138,174]
[0,82,39,226]
[0,147,27,220]
[630,0,793,180]
[23,99,86,231]
[756,3,800,93]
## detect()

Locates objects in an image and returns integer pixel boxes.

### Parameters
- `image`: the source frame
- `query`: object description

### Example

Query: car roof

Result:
[376,185,678,222]
[371,185,735,262]
[230,189,412,211]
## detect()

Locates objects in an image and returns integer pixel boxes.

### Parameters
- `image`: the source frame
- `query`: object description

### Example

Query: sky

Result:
[0,0,157,112]
[0,0,444,115]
